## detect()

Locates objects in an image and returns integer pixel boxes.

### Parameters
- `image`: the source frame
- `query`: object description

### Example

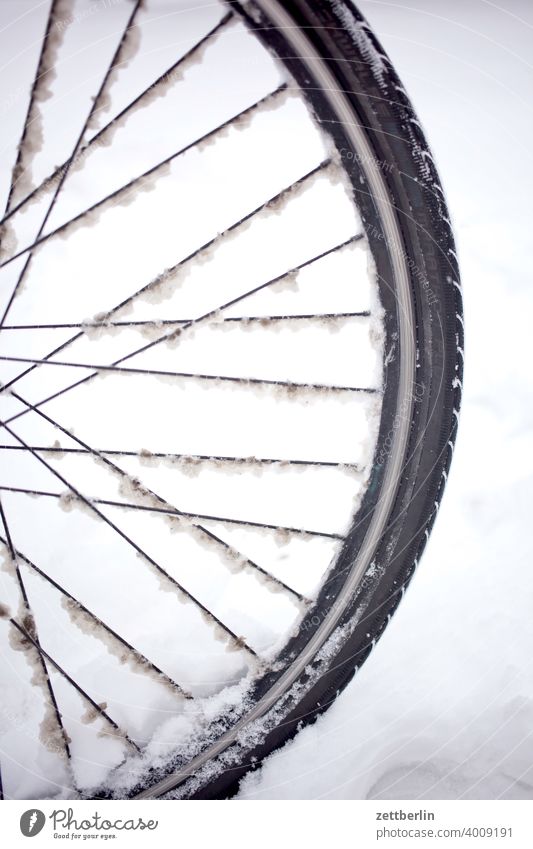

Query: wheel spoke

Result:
[0,311,370,332]
[1,484,343,542]
[0,444,361,472]
[0,354,378,395]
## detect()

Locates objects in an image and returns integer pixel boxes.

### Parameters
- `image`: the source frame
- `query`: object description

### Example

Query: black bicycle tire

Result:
[129,0,463,800]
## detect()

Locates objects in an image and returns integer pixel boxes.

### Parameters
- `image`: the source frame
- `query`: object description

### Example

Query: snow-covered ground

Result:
[238,0,533,800]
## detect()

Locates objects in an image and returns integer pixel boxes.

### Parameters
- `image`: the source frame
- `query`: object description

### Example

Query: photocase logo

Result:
[20,809,46,837]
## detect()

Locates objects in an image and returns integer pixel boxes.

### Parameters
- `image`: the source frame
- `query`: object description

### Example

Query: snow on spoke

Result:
[1,0,73,220]
[0,534,192,700]
[0,486,343,543]
[220,311,371,324]
[7,618,142,754]
[2,234,362,417]
[0,84,290,272]
[0,354,378,396]
[0,0,144,326]
[0,444,362,473]
[0,11,236,226]
[0,311,370,332]
[0,496,74,768]
[0,421,259,659]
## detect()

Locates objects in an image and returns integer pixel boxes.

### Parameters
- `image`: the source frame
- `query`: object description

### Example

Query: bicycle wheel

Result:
[0,0,462,800]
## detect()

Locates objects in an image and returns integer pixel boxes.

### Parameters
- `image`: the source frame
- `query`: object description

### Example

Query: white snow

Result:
[237,0,533,801]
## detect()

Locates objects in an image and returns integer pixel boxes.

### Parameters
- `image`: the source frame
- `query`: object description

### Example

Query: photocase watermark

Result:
[300,562,388,633]
[50,807,159,835]
[364,221,439,307]
[20,809,46,837]
[338,147,395,175]
[0,0,122,116]
[34,128,115,196]
[19,807,159,839]
[54,0,123,34]
[0,84,31,118]
[301,595,345,633]
[376,381,425,468]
